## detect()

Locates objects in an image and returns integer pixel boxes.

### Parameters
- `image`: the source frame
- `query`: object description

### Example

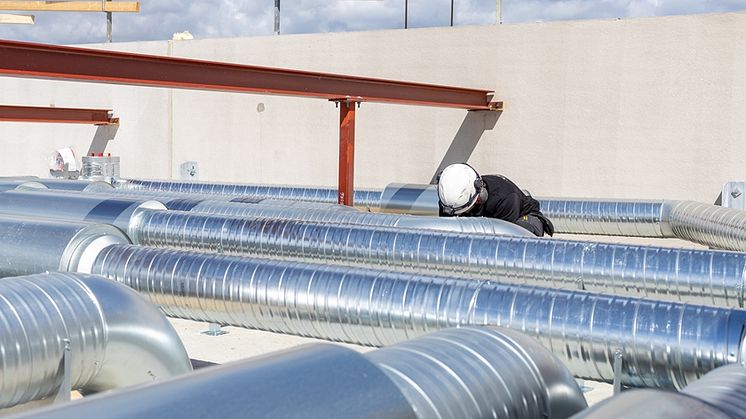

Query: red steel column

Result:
[337,100,358,206]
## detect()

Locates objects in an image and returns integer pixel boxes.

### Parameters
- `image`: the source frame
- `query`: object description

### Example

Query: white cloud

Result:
[0,0,743,44]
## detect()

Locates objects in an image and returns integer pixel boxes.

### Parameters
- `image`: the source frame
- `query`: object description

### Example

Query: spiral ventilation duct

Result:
[0,214,129,277]
[0,190,165,237]
[380,183,746,253]
[90,244,746,389]
[115,179,746,251]
[539,198,746,251]
[114,178,384,210]
[16,327,587,419]
[0,188,527,236]
[571,364,746,419]
[0,272,191,410]
[680,364,746,419]
[129,209,746,308]
[186,200,532,235]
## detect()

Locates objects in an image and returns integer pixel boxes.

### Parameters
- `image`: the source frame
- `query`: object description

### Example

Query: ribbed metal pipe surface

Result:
[0,190,166,237]
[115,178,384,210]
[17,327,586,419]
[572,365,746,419]
[540,198,746,252]
[187,201,532,235]
[681,364,746,419]
[90,245,746,389]
[0,272,191,409]
[0,215,129,277]
[367,327,587,419]
[130,210,746,308]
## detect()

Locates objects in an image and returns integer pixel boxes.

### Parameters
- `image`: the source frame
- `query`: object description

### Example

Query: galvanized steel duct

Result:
[0,272,191,410]
[130,209,746,308]
[571,364,746,419]
[365,327,587,419]
[680,364,746,419]
[114,178,384,210]
[15,327,587,419]
[0,190,166,237]
[113,178,746,250]
[0,215,129,277]
[89,244,746,389]
[541,198,746,252]
[0,188,528,236]
[186,200,532,235]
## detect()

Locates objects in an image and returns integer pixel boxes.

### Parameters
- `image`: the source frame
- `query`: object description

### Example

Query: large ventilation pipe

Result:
[183,200,532,235]
[381,183,746,253]
[540,197,746,252]
[0,272,192,410]
[114,178,385,210]
[380,184,746,252]
[130,210,746,308]
[89,244,746,389]
[571,364,746,419]
[0,190,165,237]
[115,178,746,251]
[0,215,129,277]
[0,189,532,236]
[0,191,743,308]
[17,327,587,419]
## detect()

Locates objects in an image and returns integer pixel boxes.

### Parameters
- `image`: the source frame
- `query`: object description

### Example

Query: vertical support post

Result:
[103,0,113,43]
[106,12,112,42]
[613,348,624,395]
[54,339,72,403]
[404,0,408,29]
[274,0,281,35]
[496,0,501,24]
[450,0,454,26]
[336,99,358,206]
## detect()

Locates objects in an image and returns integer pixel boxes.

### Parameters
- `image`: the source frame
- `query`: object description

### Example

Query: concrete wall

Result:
[1,11,744,202]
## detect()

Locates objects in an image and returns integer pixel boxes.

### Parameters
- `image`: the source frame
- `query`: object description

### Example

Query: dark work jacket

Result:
[466,175,540,221]
[440,174,554,235]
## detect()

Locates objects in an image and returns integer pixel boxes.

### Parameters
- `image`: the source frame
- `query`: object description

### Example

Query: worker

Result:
[436,163,554,237]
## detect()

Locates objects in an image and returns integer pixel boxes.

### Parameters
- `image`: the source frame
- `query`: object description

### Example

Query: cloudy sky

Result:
[0,0,745,44]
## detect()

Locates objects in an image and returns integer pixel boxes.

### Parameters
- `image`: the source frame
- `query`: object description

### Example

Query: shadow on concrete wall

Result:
[86,124,119,155]
[429,110,501,184]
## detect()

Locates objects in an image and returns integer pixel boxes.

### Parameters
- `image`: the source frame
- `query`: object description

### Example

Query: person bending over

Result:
[437,163,554,237]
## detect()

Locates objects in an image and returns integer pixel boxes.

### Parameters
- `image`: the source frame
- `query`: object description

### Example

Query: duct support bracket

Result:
[332,97,362,206]
[613,348,624,395]
[201,322,228,336]
[53,339,72,404]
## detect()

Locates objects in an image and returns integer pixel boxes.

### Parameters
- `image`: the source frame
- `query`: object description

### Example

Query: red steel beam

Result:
[0,104,118,125]
[337,100,358,206]
[0,39,498,110]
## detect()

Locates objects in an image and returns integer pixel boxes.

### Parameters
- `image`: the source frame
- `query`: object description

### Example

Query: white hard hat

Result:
[437,163,484,215]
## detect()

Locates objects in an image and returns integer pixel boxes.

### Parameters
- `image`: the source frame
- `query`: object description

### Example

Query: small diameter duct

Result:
[17,327,587,419]
[0,214,129,277]
[114,178,384,211]
[571,364,746,419]
[89,245,746,389]
[130,210,746,308]
[0,272,192,410]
